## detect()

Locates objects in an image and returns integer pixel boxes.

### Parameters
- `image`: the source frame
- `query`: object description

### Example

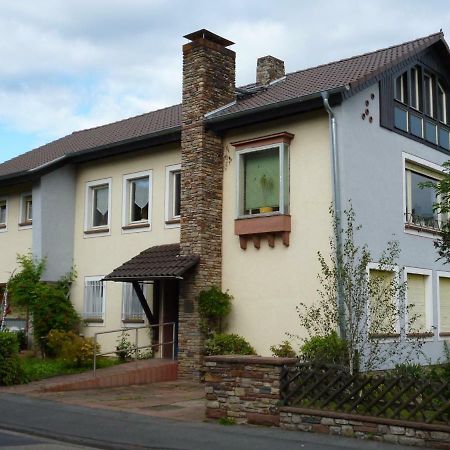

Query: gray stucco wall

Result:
[32,165,76,281]
[334,83,450,365]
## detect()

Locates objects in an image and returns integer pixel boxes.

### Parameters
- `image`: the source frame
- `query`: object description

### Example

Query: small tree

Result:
[296,204,424,374]
[7,254,80,349]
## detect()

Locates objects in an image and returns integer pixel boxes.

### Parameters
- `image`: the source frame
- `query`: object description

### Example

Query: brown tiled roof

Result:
[104,243,199,281]
[0,104,181,178]
[207,32,444,120]
[0,31,445,180]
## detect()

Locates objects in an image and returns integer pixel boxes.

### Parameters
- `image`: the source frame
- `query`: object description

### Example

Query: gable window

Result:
[165,164,181,226]
[405,269,432,336]
[122,171,151,232]
[0,199,7,230]
[404,161,445,232]
[83,276,105,323]
[85,178,111,235]
[392,65,450,151]
[122,283,145,323]
[19,193,32,227]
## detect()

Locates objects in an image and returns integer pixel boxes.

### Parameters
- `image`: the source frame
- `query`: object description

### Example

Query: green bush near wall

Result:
[0,331,25,385]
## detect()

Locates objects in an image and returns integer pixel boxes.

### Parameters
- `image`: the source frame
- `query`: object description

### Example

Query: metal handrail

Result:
[93,321,176,374]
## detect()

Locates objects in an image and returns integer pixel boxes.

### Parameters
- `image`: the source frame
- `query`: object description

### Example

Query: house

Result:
[1,29,450,377]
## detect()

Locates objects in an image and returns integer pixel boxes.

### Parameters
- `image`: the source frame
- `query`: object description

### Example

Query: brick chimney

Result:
[179,29,235,378]
[256,55,285,85]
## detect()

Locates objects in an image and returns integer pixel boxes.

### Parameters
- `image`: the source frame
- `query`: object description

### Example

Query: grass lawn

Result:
[21,356,120,382]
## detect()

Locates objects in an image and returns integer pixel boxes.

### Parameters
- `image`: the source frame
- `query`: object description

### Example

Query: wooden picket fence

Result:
[280,362,450,425]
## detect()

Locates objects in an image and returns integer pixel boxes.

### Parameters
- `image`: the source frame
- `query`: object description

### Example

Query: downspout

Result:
[322,91,346,340]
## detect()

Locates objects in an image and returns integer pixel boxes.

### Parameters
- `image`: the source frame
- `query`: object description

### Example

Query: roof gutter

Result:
[205,87,344,129]
[322,91,346,341]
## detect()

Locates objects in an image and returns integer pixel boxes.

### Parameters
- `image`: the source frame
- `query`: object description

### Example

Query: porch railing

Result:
[93,321,176,374]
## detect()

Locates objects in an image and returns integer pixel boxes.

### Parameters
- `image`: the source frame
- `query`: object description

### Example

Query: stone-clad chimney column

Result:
[178,29,235,378]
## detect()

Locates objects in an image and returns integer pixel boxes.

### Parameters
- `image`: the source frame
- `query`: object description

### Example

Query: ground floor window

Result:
[438,274,450,336]
[83,276,105,323]
[122,283,145,323]
[405,270,432,334]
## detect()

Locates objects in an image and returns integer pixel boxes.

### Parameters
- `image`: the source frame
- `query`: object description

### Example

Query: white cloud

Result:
[0,0,448,156]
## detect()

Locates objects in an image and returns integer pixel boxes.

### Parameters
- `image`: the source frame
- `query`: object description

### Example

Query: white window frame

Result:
[84,178,112,237]
[404,267,433,337]
[0,197,8,232]
[402,153,445,239]
[235,142,289,218]
[122,170,152,234]
[19,192,32,229]
[367,263,401,338]
[437,271,450,339]
[165,164,181,228]
[122,283,147,324]
[83,276,106,326]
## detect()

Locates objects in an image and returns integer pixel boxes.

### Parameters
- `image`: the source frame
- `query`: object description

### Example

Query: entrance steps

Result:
[39,359,178,392]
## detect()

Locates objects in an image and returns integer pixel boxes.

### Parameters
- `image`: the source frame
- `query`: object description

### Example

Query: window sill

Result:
[19,221,32,228]
[84,227,110,235]
[0,224,6,230]
[235,214,291,249]
[165,218,180,225]
[122,318,145,324]
[369,333,400,339]
[404,222,442,236]
[407,332,434,338]
[439,332,450,337]
[122,222,150,231]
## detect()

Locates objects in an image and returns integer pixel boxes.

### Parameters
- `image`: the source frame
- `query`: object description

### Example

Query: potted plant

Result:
[259,174,274,213]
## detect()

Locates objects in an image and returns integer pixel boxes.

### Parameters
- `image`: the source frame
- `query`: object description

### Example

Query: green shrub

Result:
[115,331,135,361]
[204,333,256,356]
[0,331,26,385]
[198,287,232,334]
[392,363,425,379]
[45,330,99,368]
[270,340,297,358]
[300,332,349,366]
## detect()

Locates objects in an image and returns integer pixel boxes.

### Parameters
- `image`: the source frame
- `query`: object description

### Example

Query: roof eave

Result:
[0,126,181,187]
[205,88,345,132]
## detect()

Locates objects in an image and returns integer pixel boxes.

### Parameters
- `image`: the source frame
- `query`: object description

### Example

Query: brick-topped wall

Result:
[178,32,236,378]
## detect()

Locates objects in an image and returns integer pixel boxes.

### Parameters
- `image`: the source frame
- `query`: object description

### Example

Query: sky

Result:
[0,0,449,164]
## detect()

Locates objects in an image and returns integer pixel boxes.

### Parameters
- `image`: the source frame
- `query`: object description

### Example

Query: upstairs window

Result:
[19,193,32,227]
[165,164,181,226]
[393,65,449,151]
[0,199,7,230]
[404,160,445,232]
[123,171,151,232]
[236,142,289,217]
[85,179,111,234]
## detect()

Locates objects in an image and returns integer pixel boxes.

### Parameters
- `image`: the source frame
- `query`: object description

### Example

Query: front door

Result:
[158,280,179,359]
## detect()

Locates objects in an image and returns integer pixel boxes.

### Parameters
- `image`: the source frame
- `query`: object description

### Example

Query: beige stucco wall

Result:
[222,111,333,355]
[71,145,180,353]
[0,184,33,285]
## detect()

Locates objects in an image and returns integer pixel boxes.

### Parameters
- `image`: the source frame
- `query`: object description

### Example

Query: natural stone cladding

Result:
[204,356,450,449]
[256,56,285,85]
[179,32,236,379]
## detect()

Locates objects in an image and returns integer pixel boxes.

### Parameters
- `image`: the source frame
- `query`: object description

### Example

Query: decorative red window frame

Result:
[232,132,294,250]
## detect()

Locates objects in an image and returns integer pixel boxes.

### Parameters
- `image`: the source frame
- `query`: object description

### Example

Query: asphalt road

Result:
[0,393,422,450]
